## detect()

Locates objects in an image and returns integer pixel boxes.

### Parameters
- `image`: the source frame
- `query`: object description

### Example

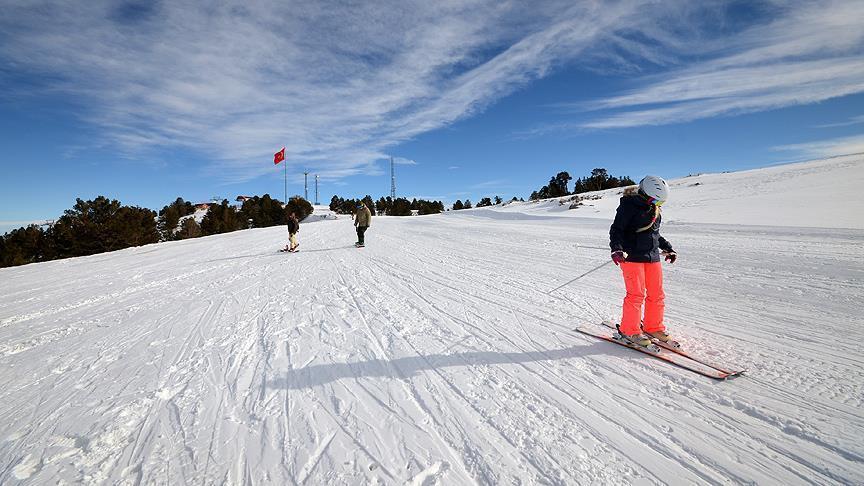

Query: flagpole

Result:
[274,147,287,205]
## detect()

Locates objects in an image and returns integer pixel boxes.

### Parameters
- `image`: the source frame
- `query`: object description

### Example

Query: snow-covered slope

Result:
[175,208,210,230]
[1,157,863,484]
[490,154,864,229]
[303,204,341,223]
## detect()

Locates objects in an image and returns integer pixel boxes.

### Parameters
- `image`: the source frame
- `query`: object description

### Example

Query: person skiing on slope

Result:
[353,201,372,247]
[284,212,300,252]
[609,175,677,347]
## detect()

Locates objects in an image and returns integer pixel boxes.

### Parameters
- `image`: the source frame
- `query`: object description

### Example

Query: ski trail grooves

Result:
[1,196,862,484]
[357,248,688,483]
[297,430,336,484]
[325,252,478,483]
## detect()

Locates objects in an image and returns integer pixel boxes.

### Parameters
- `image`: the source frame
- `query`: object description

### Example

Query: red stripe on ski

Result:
[573,327,734,380]
[601,321,745,377]
[653,340,745,377]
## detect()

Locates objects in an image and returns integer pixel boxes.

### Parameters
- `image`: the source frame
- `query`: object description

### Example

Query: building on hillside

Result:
[194,202,212,211]
[235,195,253,203]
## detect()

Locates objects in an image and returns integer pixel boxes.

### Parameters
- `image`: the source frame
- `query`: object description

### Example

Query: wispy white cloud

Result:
[773,134,864,159]
[470,179,510,189]
[578,1,864,129]
[0,0,667,182]
[5,1,858,180]
[391,157,418,166]
[815,115,864,128]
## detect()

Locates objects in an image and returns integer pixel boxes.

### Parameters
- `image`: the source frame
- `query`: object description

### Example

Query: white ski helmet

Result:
[638,175,669,205]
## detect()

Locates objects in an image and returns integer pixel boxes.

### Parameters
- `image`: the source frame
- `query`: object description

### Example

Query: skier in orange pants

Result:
[609,176,677,348]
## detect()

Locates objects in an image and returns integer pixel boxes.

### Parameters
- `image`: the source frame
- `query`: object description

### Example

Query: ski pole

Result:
[573,244,611,251]
[546,260,613,294]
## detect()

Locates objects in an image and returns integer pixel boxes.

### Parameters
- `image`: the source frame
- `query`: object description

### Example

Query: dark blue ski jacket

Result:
[609,195,673,263]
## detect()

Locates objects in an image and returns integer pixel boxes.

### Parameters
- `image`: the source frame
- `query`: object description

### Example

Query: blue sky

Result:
[1,0,863,232]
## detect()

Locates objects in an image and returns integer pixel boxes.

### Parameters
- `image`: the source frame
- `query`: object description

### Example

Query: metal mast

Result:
[315,174,319,205]
[390,157,396,198]
[303,172,309,200]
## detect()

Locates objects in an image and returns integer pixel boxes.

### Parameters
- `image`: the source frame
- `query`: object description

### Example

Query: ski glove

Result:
[611,251,626,266]
[664,251,677,264]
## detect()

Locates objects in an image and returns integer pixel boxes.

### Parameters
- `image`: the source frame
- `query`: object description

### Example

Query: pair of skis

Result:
[574,321,745,380]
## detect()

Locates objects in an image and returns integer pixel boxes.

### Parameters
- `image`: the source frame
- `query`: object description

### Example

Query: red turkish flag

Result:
[274,147,286,165]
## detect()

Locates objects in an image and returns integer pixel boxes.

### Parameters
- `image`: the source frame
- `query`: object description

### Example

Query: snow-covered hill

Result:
[485,154,864,229]
[1,156,863,484]
[304,204,341,223]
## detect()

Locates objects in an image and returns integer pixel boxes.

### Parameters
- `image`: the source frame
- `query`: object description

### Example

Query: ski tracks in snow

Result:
[1,217,862,484]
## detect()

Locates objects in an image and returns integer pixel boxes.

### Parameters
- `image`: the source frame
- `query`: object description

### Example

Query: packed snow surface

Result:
[500,154,864,229]
[1,156,863,484]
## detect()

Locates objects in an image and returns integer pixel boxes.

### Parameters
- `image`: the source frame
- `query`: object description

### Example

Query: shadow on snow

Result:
[268,342,615,390]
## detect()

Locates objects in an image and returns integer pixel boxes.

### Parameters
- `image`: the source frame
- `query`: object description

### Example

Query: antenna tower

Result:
[390,157,396,198]
[303,172,309,200]
[315,174,319,205]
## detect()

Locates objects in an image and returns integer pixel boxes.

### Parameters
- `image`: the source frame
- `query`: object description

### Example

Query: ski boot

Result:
[645,330,680,349]
[614,326,660,353]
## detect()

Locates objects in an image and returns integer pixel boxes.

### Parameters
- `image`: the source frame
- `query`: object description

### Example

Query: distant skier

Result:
[353,201,372,247]
[609,175,677,347]
[283,212,300,252]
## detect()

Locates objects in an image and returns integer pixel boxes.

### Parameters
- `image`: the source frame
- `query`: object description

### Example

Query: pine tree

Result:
[417,199,444,215]
[264,194,283,224]
[586,168,608,192]
[157,197,196,241]
[285,197,314,220]
[572,177,586,194]
[177,218,202,239]
[389,198,412,216]
[201,200,243,235]
[362,195,376,216]
[0,225,48,267]
[236,193,291,227]
[17,196,160,264]
[107,205,158,249]
[376,197,388,215]
[570,169,635,194]
[550,171,571,197]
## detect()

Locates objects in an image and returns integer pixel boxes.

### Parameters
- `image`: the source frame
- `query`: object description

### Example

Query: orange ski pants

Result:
[619,261,665,335]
